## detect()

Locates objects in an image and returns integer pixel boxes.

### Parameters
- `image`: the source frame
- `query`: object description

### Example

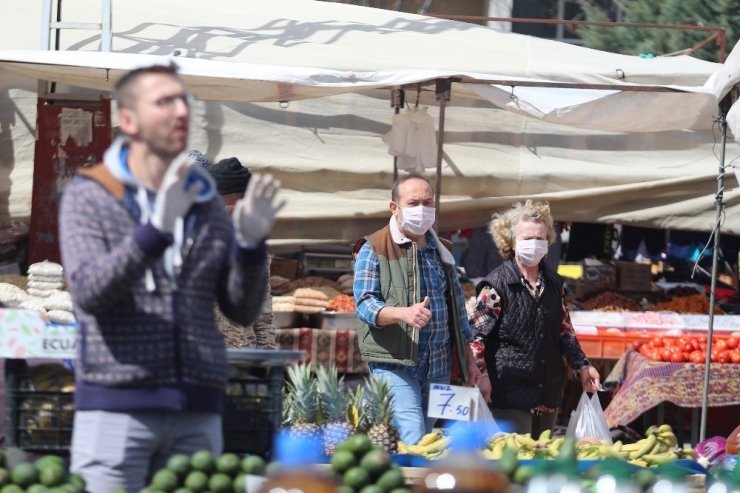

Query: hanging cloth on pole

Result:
[382,106,438,174]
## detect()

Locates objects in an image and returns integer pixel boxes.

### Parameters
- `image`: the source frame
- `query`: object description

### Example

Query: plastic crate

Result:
[576,333,628,360]
[222,364,285,457]
[5,360,74,454]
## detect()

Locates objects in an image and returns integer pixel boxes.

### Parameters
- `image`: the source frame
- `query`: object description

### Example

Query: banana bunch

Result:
[621,424,694,467]
[484,429,563,460]
[398,432,451,460]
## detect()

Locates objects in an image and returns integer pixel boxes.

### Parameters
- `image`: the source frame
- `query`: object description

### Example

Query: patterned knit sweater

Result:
[59,165,268,413]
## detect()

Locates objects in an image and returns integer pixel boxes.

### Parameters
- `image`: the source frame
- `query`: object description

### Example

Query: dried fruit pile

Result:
[653,293,723,314]
[578,291,641,312]
[327,295,356,313]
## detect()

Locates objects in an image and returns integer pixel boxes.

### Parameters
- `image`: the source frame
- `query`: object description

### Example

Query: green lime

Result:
[184,471,209,493]
[1,485,24,493]
[345,435,373,459]
[215,454,240,477]
[190,451,216,475]
[39,464,67,488]
[376,468,404,491]
[358,486,384,493]
[343,467,371,490]
[68,474,85,489]
[111,489,127,493]
[167,454,191,478]
[359,451,391,478]
[207,473,232,493]
[60,484,83,493]
[26,485,47,493]
[634,469,656,488]
[555,438,577,465]
[336,487,355,493]
[331,451,357,474]
[35,457,66,471]
[173,489,194,493]
[265,462,282,477]
[0,469,9,487]
[232,475,246,493]
[10,463,39,488]
[388,489,412,493]
[152,469,180,493]
[498,447,519,477]
[513,465,537,485]
[240,456,266,476]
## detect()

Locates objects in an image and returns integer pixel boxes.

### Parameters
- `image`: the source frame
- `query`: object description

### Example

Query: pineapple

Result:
[350,385,370,434]
[364,375,400,454]
[316,364,355,455]
[285,363,322,442]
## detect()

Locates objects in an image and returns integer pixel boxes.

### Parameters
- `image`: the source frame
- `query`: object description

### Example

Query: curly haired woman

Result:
[469,200,600,436]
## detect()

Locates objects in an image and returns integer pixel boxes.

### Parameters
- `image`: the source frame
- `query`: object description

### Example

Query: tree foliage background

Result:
[575,0,740,62]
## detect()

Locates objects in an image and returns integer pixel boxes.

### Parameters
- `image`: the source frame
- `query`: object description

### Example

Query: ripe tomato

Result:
[716,340,728,351]
[690,351,705,364]
[649,350,663,362]
[652,337,665,348]
[726,337,739,350]
[631,340,643,351]
[661,348,673,361]
[710,349,720,363]
[718,351,731,364]
[664,338,676,347]
[683,352,692,361]
[670,352,686,363]
[731,351,740,364]
[691,339,701,351]
[700,343,708,352]
[698,335,708,343]
[682,343,693,353]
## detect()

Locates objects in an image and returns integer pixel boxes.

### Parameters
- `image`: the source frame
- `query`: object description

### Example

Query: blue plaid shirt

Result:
[354,232,473,380]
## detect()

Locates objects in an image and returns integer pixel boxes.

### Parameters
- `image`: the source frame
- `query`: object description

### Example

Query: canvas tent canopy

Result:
[0,0,739,247]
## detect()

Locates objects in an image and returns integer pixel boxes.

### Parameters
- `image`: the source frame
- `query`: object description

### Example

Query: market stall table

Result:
[276,327,367,374]
[604,349,740,445]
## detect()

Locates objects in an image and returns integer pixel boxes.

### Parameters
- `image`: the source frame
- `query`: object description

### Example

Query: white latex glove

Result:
[232,173,286,247]
[150,154,203,233]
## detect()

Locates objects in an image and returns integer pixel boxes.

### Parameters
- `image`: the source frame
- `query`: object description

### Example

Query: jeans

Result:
[71,410,222,493]
[370,366,450,446]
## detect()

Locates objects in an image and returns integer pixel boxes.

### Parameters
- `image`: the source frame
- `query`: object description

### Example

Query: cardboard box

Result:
[270,257,299,280]
[581,259,616,285]
[575,279,612,300]
[615,261,652,291]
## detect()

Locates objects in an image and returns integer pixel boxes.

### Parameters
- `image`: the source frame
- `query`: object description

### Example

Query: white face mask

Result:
[516,239,549,267]
[398,205,436,236]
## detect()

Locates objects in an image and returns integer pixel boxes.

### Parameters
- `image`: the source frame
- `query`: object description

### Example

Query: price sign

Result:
[427,384,481,422]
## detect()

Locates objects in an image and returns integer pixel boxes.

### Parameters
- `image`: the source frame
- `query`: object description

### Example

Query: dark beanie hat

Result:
[210,157,252,195]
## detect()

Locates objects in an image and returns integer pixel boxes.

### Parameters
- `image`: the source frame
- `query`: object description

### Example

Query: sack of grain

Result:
[18,297,48,313]
[47,310,76,325]
[27,280,65,291]
[293,288,329,301]
[0,282,30,306]
[28,261,63,277]
[294,304,325,314]
[28,274,64,284]
[293,298,328,308]
[43,291,74,312]
[27,288,62,298]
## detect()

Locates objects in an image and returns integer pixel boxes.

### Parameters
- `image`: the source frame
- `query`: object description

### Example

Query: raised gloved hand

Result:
[232,173,286,247]
[150,154,202,233]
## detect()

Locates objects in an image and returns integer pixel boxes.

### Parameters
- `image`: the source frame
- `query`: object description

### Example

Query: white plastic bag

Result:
[565,392,613,445]
[381,106,437,171]
[382,110,412,156]
[474,389,501,437]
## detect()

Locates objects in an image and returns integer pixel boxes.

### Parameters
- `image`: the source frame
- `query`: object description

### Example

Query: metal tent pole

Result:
[699,108,727,442]
[434,80,451,231]
[391,89,404,183]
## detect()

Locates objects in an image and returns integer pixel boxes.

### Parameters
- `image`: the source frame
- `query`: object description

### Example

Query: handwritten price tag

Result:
[427,384,481,422]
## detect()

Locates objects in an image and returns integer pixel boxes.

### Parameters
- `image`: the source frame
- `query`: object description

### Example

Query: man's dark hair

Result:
[391,172,434,203]
[113,62,180,109]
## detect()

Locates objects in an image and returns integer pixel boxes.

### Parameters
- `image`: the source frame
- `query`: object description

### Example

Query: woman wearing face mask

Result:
[468,200,599,436]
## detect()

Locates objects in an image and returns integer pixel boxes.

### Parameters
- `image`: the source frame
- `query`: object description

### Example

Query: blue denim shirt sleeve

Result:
[353,241,385,328]
[451,273,474,343]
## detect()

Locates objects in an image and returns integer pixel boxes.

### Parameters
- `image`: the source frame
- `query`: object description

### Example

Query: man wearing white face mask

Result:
[468,200,599,436]
[354,173,488,446]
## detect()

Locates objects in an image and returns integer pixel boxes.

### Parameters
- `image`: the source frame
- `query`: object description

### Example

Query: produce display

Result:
[326,295,356,313]
[577,292,642,312]
[283,364,400,456]
[0,449,85,492]
[624,311,683,329]
[143,450,266,493]
[632,334,740,363]
[654,293,723,315]
[329,435,409,493]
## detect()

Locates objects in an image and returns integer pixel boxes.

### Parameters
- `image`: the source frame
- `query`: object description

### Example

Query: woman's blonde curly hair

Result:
[489,200,556,260]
